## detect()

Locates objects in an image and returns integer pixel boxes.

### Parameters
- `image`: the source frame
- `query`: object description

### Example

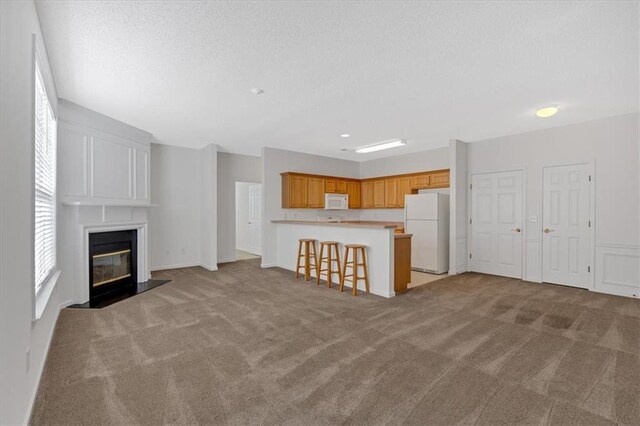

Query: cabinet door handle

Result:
[511,228,521,233]
[543,228,554,233]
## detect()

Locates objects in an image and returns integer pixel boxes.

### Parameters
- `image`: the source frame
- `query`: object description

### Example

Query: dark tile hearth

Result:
[32,259,640,425]
[68,279,171,309]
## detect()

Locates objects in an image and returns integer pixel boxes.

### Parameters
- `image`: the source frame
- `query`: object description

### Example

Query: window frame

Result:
[31,35,60,321]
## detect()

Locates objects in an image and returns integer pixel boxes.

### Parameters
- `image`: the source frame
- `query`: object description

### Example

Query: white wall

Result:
[217,152,262,262]
[466,113,639,296]
[149,143,218,271]
[235,182,252,253]
[358,147,449,179]
[0,2,65,424]
[262,148,361,267]
[149,144,202,270]
[449,139,468,275]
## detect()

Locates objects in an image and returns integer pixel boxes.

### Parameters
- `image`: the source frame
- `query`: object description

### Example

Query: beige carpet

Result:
[31,259,640,425]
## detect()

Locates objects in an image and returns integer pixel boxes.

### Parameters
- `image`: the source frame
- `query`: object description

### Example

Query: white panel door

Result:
[542,164,591,288]
[248,184,262,256]
[470,170,523,278]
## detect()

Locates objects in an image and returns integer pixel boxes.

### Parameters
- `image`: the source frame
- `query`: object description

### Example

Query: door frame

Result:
[467,167,527,280]
[540,160,595,290]
[235,180,262,261]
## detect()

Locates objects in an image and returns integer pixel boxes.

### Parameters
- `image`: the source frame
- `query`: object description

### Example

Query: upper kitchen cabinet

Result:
[280,169,449,209]
[385,178,397,207]
[325,178,347,194]
[361,181,374,208]
[428,170,450,188]
[347,181,361,209]
[373,180,386,208]
[396,177,412,207]
[308,177,325,208]
[281,173,308,208]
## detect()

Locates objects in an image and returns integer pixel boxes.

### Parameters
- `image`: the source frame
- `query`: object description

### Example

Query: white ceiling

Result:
[35,1,638,160]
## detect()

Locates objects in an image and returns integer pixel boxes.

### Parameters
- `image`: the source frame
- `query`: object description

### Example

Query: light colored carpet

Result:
[31,259,640,425]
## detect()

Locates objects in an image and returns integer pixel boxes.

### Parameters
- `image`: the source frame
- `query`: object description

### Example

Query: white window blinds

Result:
[34,61,57,294]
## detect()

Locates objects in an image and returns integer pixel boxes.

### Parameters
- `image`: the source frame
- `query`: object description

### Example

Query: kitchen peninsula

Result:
[272,220,411,298]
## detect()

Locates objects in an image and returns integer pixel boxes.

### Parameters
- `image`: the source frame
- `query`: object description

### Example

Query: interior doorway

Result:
[542,163,593,289]
[469,170,524,279]
[235,182,262,260]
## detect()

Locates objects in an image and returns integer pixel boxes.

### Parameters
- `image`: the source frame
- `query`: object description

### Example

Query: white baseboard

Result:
[150,262,200,272]
[199,263,218,272]
[261,262,276,268]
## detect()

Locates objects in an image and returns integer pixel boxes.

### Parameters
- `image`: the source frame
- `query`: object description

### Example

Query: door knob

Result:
[511,228,521,233]
[544,228,554,233]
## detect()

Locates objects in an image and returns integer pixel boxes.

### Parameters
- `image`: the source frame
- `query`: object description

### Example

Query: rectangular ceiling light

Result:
[355,139,407,154]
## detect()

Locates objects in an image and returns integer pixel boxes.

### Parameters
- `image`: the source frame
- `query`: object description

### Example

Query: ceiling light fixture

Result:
[355,139,407,154]
[536,106,558,118]
[340,133,350,138]
[250,88,264,95]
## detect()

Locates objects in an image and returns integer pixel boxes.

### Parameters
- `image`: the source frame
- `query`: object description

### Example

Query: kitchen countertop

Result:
[271,220,404,229]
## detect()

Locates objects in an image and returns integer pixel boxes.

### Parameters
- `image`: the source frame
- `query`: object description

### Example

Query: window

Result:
[34,60,57,294]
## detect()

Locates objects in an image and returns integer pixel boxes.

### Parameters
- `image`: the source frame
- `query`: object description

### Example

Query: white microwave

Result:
[324,193,349,210]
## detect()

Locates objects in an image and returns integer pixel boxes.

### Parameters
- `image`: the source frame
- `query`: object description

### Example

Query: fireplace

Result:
[89,230,137,302]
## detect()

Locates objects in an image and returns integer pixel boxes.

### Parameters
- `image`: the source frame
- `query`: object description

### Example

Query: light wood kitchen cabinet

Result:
[429,171,450,188]
[361,181,374,208]
[385,178,397,207]
[373,180,385,208]
[282,173,308,208]
[396,177,412,207]
[411,173,430,189]
[347,181,361,209]
[325,178,347,194]
[307,177,325,208]
[281,169,449,209]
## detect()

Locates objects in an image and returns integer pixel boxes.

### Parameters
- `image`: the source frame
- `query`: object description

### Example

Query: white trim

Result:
[81,222,148,304]
[33,270,60,321]
[150,263,200,272]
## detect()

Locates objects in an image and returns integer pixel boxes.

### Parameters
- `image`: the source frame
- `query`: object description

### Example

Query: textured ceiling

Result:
[35,1,638,160]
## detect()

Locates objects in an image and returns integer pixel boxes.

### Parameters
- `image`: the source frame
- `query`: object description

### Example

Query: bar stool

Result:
[316,241,342,288]
[340,244,370,296]
[295,238,318,281]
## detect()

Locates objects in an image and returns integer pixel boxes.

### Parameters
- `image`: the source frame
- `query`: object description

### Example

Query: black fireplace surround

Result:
[89,230,137,302]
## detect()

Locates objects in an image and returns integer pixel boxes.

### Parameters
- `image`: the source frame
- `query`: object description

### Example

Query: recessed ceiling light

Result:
[250,88,264,95]
[355,139,407,154]
[536,106,558,118]
[340,134,350,138]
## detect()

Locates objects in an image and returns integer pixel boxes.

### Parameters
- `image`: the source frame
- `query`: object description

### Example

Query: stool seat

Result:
[340,244,370,296]
[345,243,366,249]
[319,241,339,245]
[299,238,317,243]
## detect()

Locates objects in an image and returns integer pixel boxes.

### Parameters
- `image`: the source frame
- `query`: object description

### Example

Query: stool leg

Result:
[304,241,310,281]
[352,248,358,296]
[361,247,370,294]
[335,245,343,285]
[340,247,348,292]
[326,247,333,288]
[316,244,325,285]
[295,240,303,278]
[310,241,318,280]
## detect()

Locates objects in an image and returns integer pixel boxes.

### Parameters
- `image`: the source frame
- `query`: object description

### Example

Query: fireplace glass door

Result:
[92,249,132,287]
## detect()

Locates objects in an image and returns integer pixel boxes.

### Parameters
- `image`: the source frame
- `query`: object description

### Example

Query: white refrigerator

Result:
[404,193,450,274]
